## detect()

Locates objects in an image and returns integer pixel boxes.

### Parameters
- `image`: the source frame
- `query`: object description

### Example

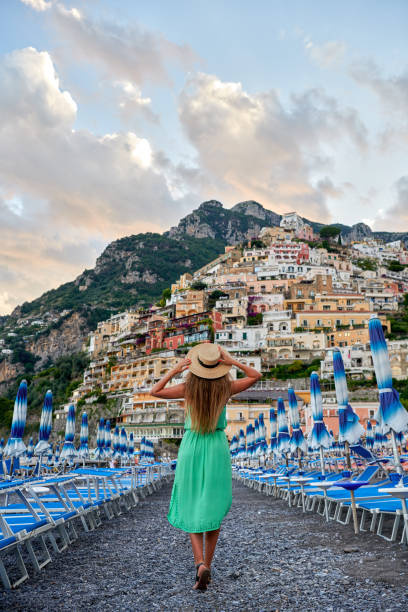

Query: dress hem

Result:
[167,502,232,533]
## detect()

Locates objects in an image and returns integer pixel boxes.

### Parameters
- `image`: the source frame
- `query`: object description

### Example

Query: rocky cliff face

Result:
[345,222,373,243]
[26,311,88,369]
[166,199,281,243]
[0,359,22,394]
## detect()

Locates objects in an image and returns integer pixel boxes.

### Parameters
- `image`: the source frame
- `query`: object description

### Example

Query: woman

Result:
[151,342,261,591]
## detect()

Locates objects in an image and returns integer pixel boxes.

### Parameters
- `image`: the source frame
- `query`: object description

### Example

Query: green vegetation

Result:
[1,352,89,417]
[264,358,321,380]
[388,294,408,339]
[355,258,377,271]
[320,226,342,240]
[0,397,14,430]
[156,287,171,308]
[386,260,405,272]
[393,378,408,410]
[191,281,207,291]
[13,234,226,318]
[247,313,263,326]
[207,290,228,310]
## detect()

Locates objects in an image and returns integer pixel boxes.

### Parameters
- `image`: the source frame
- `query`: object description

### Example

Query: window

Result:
[243,332,247,340]
[323,305,330,311]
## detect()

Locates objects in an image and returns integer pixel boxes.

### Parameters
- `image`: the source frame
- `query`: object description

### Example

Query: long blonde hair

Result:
[185,372,232,434]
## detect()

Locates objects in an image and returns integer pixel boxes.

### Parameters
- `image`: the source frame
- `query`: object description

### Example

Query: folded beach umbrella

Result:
[269,408,277,456]
[238,428,246,458]
[27,436,34,459]
[35,390,53,456]
[245,425,250,458]
[128,433,134,460]
[104,420,112,457]
[333,350,364,446]
[78,412,89,459]
[365,421,374,449]
[60,404,77,460]
[55,442,60,464]
[277,398,291,456]
[373,418,388,450]
[47,444,53,464]
[254,418,260,455]
[308,372,331,473]
[140,435,146,461]
[258,413,268,455]
[113,426,121,459]
[307,372,331,450]
[120,427,128,457]
[288,388,307,455]
[369,314,408,473]
[4,380,28,458]
[230,435,238,457]
[247,424,254,458]
[0,438,4,459]
[94,418,105,459]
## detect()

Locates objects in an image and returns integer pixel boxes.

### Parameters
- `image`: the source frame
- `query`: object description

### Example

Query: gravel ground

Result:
[2,479,408,612]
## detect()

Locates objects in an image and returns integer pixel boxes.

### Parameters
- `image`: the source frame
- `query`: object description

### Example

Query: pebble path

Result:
[2,479,408,611]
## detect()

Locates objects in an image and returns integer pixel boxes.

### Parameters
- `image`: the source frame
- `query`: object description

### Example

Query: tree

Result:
[387,260,405,272]
[320,226,341,240]
[207,290,228,310]
[157,287,171,307]
[191,281,207,291]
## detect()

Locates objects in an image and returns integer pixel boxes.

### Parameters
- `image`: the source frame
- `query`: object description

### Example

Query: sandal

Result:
[194,562,211,591]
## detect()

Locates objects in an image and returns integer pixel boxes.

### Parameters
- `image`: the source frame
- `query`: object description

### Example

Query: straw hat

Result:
[186,342,232,379]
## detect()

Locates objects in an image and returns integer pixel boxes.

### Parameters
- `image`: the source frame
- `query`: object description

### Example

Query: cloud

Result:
[46,2,198,87]
[0,46,192,314]
[304,39,346,69]
[350,60,408,115]
[20,0,52,11]
[178,73,367,220]
[373,176,408,230]
[113,80,159,123]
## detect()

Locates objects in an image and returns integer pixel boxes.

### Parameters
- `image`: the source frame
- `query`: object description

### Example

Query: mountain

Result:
[1,199,408,388]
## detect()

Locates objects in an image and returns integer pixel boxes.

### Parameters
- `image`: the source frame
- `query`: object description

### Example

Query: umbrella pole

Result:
[323,489,329,521]
[345,441,352,470]
[298,448,302,469]
[391,430,403,476]
[350,489,359,535]
[319,447,325,476]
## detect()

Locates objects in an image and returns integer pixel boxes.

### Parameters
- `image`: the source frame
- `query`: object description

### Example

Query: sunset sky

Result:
[0,0,407,314]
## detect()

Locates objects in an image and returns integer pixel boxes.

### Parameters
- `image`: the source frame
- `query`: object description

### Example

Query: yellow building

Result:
[171,272,193,294]
[175,290,206,318]
[107,354,179,392]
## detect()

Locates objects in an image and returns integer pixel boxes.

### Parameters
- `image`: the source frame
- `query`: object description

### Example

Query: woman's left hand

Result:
[218,346,235,366]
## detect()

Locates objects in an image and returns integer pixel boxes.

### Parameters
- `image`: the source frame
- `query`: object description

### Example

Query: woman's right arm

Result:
[218,348,262,395]
[150,357,190,399]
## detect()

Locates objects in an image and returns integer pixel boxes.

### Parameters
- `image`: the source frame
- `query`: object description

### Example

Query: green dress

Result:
[167,406,232,533]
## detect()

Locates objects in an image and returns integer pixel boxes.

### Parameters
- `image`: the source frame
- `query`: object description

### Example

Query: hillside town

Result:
[38,212,407,445]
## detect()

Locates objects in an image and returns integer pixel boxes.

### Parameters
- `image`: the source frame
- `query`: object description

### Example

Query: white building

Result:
[215,325,267,351]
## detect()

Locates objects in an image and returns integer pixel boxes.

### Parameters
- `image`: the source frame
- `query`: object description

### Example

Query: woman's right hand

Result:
[172,357,191,374]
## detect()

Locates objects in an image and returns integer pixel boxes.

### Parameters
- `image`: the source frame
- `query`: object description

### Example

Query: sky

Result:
[0,0,407,315]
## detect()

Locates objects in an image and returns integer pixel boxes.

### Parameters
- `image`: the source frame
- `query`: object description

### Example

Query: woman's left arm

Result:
[150,357,190,399]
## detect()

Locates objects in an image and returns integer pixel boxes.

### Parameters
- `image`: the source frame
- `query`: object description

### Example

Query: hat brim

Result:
[186,343,232,379]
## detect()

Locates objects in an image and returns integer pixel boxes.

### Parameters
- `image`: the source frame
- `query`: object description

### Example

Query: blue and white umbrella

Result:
[27,436,34,459]
[78,412,89,459]
[308,372,331,474]
[369,315,408,434]
[0,438,4,459]
[369,314,408,474]
[254,418,260,455]
[269,408,277,457]
[288,388,307,455]
[308,372,331,450]
[120,428,128,458]
[366,421,374,449]
[230,435,238,457]
[104,420,112,457]
[277,398,291,456]
[238,429,246,458]
[374,418,388,450]
[333,350,364,445]
[47,444,53,464]
[94,418,105,459]
[258,413,268,455]
[244,425,251,459]
[128,433,134,460]
[4,380,28,458]
[35,390,53,456]
[60,404,77,460]
[113,426,121,459]
[55,442,60,464]
[248,424,255,458]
